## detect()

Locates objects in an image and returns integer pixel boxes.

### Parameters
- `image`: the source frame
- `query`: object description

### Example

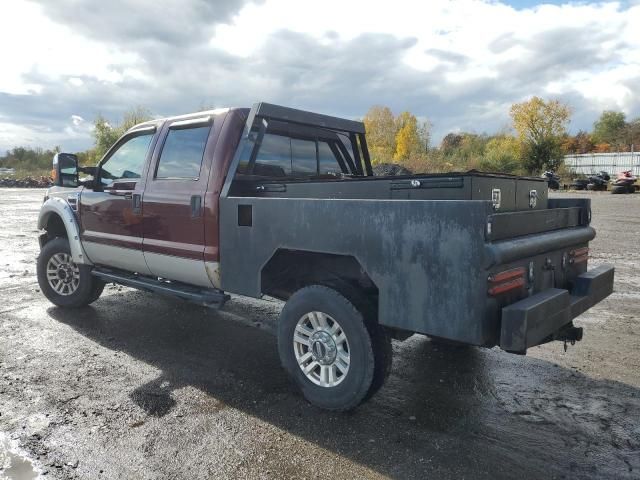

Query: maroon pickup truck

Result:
[37,102,614,410]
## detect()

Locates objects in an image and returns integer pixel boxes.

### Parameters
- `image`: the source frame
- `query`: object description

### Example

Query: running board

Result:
[92,268,230,309]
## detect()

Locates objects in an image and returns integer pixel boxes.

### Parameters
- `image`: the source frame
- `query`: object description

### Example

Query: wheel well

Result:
[44,213,67,240]
[261,249,378,306]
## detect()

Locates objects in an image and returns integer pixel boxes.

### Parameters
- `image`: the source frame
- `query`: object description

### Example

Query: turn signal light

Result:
[488,267,526,296]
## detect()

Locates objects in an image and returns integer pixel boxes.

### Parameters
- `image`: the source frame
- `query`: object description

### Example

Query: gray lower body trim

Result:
[83,241,151,275]
[144,251,217,288]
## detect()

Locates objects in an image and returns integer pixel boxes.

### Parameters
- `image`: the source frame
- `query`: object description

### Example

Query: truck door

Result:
[79,128,156,274]
[142,116,215,287]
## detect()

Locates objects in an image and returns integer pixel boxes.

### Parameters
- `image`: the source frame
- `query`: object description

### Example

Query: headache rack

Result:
[221,102,373,196]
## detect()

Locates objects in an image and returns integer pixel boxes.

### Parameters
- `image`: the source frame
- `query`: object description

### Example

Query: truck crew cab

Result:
[37,103,614,410]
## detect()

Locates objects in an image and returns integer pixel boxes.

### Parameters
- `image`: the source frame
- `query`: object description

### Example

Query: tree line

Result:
[364,98,639,176]
[1,100,638,177]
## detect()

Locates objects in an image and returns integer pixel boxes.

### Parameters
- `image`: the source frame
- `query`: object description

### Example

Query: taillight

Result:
[488,267,526,296]
[569,247,589,265]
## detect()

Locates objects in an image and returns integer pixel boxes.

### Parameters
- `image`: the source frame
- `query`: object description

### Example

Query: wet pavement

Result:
[0,188,639,479]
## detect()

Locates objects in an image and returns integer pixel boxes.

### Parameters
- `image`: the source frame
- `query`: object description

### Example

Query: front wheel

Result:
[37,237,103,308]
[277,285,391,411]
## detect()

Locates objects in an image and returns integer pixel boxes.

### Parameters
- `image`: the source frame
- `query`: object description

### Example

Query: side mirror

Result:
[52,153,78,187]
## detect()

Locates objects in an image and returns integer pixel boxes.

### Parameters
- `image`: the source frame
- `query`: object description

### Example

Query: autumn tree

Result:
[562,130,594,154]
[393,112,422,162]
[440,133,463,152]
[363,106,396,164]
[510,97,571,172]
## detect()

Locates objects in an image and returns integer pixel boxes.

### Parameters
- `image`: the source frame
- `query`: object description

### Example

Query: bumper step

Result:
[500,264,614,353]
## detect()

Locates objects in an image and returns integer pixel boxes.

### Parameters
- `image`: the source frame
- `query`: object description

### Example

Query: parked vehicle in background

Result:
[611,170,638,194]
[586,171,610,191]
[541,171,561,190]
[569,177,589,190]
[35,102,614,410]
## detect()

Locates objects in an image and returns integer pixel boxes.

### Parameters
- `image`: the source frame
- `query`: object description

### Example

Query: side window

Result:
[156,125,210,179]
[253,134,291,177]
[100,133,153,186]
[291,138,317,176]
[318,141,343,176]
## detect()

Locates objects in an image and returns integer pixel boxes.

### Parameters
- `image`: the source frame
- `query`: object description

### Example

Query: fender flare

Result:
[37,196,92,265]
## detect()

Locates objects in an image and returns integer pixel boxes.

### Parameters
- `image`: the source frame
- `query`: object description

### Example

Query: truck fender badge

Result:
[491,188,501,210]
[529,189,538,209]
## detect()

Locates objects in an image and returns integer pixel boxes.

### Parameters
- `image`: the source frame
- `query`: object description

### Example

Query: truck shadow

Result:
[47,290,640,479]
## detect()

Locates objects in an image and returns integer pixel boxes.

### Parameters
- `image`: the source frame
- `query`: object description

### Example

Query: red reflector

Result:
[488,277,526,295]
[570,247,589,257]
[570,247,589,264]
[488,267,526,284]
[572,254,588,264]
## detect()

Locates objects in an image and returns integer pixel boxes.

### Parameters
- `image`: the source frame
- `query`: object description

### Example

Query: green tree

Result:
[480,135,522,173]
[592,110,626,146]
[510,97,571,172]
[93,106,153,159]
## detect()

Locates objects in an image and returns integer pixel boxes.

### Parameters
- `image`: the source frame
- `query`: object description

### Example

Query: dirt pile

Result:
[0,176,52,188]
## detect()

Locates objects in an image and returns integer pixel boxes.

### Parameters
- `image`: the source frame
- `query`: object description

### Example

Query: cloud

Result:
[0,0,638,153]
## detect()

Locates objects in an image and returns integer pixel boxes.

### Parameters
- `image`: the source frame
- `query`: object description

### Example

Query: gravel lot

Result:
[1,188,639,479]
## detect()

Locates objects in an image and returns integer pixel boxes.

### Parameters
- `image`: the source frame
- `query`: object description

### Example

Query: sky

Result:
[0,0,638,153]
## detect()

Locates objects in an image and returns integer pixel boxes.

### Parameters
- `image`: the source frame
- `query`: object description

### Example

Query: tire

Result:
[37,237,101,308]
[548,180,560,190]
[88,279,106,303]
[611,185,627,194]
[277,285,392,411]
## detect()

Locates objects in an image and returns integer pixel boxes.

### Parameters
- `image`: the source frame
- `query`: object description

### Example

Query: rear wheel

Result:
[37,237,103,308]
[277,285,391,411]
[611,185,628,194]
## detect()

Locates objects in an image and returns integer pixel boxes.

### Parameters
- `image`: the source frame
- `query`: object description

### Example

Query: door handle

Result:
[132,193,142,214]
[256,184,286,193]
[190,195,202,218]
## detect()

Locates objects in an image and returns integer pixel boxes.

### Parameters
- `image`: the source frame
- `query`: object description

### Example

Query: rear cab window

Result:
[238,123,356,180]
[252,134,291,177]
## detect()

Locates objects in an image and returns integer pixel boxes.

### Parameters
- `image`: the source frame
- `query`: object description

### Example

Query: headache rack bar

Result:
[253,102,365,134]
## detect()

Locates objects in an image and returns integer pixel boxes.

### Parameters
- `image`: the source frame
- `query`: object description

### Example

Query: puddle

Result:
[0,435,38,480]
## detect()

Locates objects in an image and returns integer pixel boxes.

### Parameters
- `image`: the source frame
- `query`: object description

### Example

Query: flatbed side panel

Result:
[219,197,493,344]
[488,207,584,241]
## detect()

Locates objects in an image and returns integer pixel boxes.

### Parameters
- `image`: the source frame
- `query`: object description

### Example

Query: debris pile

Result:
[372,163,413,176]
[0,176,52,188]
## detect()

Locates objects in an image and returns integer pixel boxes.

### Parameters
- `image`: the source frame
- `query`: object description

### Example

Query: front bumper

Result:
[500,264,614,353]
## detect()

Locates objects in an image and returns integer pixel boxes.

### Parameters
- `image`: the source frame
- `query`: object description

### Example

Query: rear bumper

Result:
[500,264,614,353]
